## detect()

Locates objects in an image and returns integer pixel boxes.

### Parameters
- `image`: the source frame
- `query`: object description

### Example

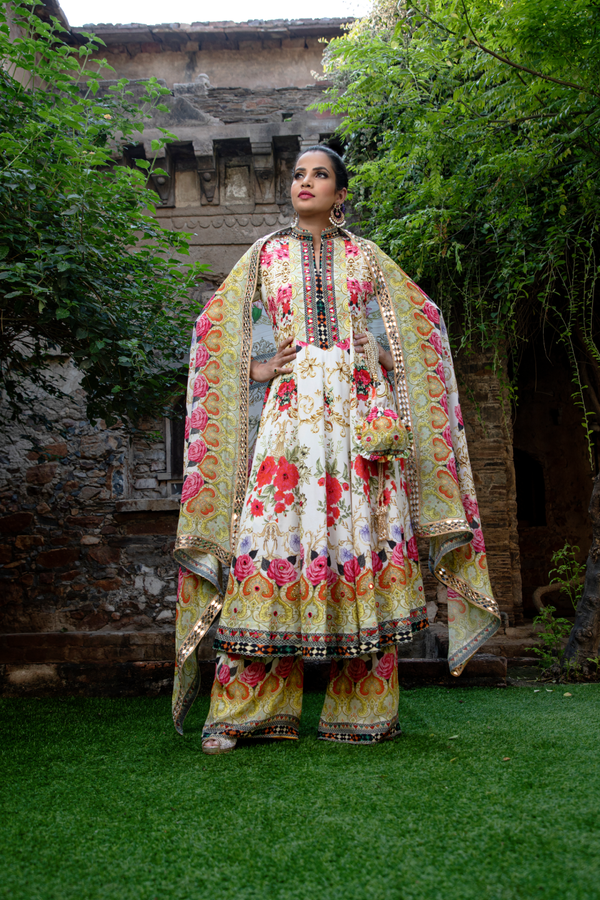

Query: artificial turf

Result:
[0,685,599,900]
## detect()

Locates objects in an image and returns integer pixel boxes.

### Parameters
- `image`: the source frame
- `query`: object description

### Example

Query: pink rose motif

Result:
[217,664,230,685]
[234,554,255,581]
[196,316,212,340]
[191,406,208,431]
[439,393,449,414]
[391,543,405,567]
[267,558,297,587]
[326,567,338,587]
[383,408,398,419]
[423,301,440,325]
[343,557,361,583]
[375,652,396,680]
[436,361,446,384]
[441,425,453,447]
[181,471,204,503]
[184,417,191,440]
[366,408,379,422]
[430,332,443,357]
[188,439,207,465]
[277,284,292,305]
[406,536,419,561]
[371,552,383,574]
[471,528,486,554]
[446,457,459,484]
[306,555,328,586]
[195,345,209,369]
[462,495,480,521]
[276,657,295,679]
[239,661,266,687]
[347,658,368,682]
[454,403,464,426]
[336,338,351,351]
[345,241,360,257]
[193,372,208,398]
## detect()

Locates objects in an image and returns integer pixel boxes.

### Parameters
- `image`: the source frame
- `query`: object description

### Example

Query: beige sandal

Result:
[202,735,237,755]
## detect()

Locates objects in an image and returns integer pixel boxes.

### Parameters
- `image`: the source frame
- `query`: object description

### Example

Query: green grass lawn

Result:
[1,685,599,900]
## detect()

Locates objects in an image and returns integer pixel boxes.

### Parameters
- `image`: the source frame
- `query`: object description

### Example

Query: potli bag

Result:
[355,332,413,538]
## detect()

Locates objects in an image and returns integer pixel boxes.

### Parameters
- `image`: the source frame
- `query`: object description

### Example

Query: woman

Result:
[172,146,500,753]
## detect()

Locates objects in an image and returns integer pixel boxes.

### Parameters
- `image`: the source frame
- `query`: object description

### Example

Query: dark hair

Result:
[293,144,349,191]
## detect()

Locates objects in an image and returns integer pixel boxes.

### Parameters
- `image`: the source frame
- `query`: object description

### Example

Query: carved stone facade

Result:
[0,16,556,695]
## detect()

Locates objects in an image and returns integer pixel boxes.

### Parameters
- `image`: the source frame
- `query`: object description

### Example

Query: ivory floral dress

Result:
[202,225,428,743]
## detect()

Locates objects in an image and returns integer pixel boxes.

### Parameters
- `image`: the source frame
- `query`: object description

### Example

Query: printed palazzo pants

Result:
[203,645,400,743]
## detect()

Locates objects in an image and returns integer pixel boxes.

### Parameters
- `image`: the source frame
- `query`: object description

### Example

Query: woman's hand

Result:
[354,332,394,372]
[250,335,297,383]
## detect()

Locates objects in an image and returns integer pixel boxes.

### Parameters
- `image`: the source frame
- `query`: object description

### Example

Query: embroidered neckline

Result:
[291,225,339,240]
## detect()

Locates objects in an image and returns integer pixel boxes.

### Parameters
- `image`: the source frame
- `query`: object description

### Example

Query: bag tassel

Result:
[375,460,387,541]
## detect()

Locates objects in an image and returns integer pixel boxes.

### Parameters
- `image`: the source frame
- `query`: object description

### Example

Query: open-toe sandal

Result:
[202,735,237,755]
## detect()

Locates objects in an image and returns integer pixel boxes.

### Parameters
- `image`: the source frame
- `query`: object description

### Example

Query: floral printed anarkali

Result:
[172,225,500,740]
[213,226,427,666]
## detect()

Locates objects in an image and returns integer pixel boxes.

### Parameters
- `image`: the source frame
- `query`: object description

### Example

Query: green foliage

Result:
[530,604,572,670]
[549,541,586,611]
[0,3,208,425]
[321,0,600,460]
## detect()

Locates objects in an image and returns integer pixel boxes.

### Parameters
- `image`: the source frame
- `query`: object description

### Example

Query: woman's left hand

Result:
[354,332,394,372]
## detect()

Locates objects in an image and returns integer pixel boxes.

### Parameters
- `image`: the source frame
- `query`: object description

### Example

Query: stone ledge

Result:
[0,631,174,664]
[0,654,507,697]
[114,499,180,513]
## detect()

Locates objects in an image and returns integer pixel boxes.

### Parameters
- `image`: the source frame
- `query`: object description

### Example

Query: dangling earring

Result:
[329,202,346,227]
[291,211,299,227]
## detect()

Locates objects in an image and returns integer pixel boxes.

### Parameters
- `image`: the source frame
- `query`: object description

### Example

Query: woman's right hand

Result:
[250,335,298,383]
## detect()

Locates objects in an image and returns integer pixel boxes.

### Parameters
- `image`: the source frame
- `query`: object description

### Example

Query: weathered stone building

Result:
[1,10,595,695]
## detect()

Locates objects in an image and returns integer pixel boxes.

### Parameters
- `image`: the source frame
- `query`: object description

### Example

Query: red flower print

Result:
[256,456,277,488]
[462,495,480,521]
[195,345,209,369]
[191,406,208,431]
[234,554,255,581]
[193,372,208,398]
[181,471,204,503]
[343,557,361,582]
[354,455,376,487]
[342,482,349,492]
[188,439,207,465]
[326,567,338,587]
[441,425,452,448]
[439,393,449,414]
[277,378,296,411]
[325,472,342,508]
[406,536,419,561]
[423,301,440,325]
[250,499,264,518]
[347,658,368,682]
[345,241,360,257]
[274,458,299,492]
[217,664,231,685]
[277,284,292,311]
[471,528,486,554]
[196,316,212,340]
[375,652,396,681]
[355,368,371,388]
[436,361,446,384]
[306,555,328,586]
[239,661,266,687]
[454,403,464,427]
[185,417,191,440]
[318,476,325,486]
[276,657,295,679]
[372,552,383,574]
[391,543,405,567]
[267,558,297,587]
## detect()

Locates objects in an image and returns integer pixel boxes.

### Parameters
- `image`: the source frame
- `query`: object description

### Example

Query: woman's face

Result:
[290,151,347,217]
